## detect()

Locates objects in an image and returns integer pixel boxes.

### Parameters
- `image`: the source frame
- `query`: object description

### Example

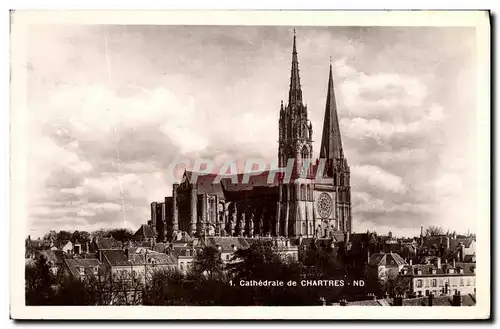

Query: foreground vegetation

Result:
[26,240,407,306]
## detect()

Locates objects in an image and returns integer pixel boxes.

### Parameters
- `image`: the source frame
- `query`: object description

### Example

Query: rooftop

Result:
[64,258,101,277]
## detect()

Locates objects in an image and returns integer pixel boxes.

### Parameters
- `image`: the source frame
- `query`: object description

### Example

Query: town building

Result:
[63,258,101,280]
[399,260,476,297]
[367,252,407,282]
[34,249,66,275]
[200,236,250,263]
[100,248,176,282]
[331,292,476,306]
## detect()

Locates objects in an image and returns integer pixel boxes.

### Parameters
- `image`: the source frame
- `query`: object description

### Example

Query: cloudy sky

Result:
[25,25,478,238]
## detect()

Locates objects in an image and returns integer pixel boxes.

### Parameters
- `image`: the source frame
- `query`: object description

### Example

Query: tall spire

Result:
[320,62,344,160]
[288,29,302,105]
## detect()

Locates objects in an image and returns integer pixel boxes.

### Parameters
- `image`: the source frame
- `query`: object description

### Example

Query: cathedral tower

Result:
[318,62,352,233]
[277,31,315,237]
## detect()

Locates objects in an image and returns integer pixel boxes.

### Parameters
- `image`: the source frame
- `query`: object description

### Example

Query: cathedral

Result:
[149,32,352,241]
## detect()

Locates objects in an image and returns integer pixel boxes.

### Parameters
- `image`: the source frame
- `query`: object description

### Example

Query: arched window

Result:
[301,146,309,159]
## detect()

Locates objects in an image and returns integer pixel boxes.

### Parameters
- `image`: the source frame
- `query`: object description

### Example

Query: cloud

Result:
[23,25,477,237]
[351,165,406,194]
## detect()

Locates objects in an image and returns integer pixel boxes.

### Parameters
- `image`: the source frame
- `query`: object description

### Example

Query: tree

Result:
[384,276,411,298]
[425,226,445,237]
[108,229,134,242]
[54,275,89,305]
[191,246,224,280]
[55,230,73,247]
[25,255,57,305]
[90,228,133,242]
[43,230,57,243]
[227,240,284,282]
[72,230,90,243]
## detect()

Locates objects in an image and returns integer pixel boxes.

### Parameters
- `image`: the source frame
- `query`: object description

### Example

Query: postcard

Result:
[10,10,490,320]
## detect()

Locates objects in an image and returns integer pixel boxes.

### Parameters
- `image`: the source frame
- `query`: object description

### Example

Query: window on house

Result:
[460,278,464,287]
[416,279,423,288]
[226,255,230,260]
[431,279,437,287]
[424,279,429,288]
[467,278,472,286]
[438,279,444,287]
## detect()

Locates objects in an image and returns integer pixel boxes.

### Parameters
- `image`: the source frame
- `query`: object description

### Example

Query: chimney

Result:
[86,241,90,253]
[409,259,413,266]
[446,237,450,249]
[452,292,462,306]
[393,295,403,306]
[428,294,433,306]
[453,258,456,267]
[460,244,465,261]
[436,257,442,269]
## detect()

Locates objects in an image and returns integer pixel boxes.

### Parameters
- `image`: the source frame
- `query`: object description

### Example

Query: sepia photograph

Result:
[10,10,490,320]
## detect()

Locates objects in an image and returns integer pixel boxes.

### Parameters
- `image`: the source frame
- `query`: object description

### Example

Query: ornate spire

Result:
[288,29,302,105]
[320,62,344,160]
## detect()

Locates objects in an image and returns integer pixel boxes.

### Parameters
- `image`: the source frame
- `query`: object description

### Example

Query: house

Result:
[452,239,476,261]
[25,236,52,259]
[274,238,299,262]
[397,293,476,306]
[132,224,157,242]
[367,252,407,282]
[61,240,73,254]
[90,236,123,261]
[170,231,194,247]
[244,237,298,262]
[172,246,202,274]
[63,258,101,279]
[399,260,476,297]
[331,293,476,306]
[101,249,176,282]
[35,250,66,275]
[422,235,476,261]
[72,240,83,254]
[202,236,250,263]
